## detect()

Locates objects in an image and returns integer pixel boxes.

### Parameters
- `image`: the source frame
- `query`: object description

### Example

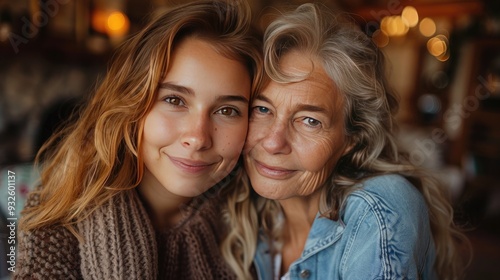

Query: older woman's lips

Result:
[254,160,295,179]
[169,156,215,174]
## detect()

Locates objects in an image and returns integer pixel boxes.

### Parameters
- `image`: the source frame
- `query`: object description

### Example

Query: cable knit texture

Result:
[14,189,236,280]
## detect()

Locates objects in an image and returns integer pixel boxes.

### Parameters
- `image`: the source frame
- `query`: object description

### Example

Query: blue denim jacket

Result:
[254,174,437,280]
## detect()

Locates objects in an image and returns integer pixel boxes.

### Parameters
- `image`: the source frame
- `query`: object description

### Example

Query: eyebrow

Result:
[159,82,194,95]
[217,95,249,104]
[256,95,327,113]
[159,82,249,104]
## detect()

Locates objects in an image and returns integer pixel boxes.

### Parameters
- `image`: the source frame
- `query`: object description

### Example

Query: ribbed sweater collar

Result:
[76,189,236,279]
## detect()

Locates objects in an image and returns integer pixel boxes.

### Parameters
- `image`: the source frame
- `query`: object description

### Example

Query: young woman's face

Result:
[141,37,251,198]
[244,50,351,201]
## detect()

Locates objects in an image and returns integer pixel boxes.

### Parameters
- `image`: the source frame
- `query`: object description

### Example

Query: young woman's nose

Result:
[260,118,291,155]
[181,113,213,151]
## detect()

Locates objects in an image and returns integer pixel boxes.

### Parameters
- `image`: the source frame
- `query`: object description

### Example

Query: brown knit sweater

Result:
[14,189,237,280]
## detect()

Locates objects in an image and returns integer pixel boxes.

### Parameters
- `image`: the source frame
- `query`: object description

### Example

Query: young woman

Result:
[15,0,262,279]
[223,3,469,280]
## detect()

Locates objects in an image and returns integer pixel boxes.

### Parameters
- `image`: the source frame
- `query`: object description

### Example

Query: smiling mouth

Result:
[169,156,215,174]
[254,160,295,179]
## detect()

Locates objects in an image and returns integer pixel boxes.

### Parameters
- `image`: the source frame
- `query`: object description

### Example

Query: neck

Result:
[277,190,322,274]
[137,171,192,232]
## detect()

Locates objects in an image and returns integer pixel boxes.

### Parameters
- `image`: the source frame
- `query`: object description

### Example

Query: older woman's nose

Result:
[261,119,291,155]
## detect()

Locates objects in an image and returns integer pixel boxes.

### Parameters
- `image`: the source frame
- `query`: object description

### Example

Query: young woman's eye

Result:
[216,107,240,117]
[302,117,321,128]
[164,96,184,106]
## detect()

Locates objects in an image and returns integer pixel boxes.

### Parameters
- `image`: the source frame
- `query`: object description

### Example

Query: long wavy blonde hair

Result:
[20,0,263,241]
[222,3,470,280]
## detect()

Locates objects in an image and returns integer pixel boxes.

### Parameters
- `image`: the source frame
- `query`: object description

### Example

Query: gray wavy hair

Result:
[222,3,469,280]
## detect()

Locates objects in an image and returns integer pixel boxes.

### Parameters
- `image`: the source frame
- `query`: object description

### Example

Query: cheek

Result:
[297,137,338,171]
[295,138,340,195]
[142,109,176,148]
[243,121,262,152]
[297,168,331,196]
[218,123,248,160]
[299,138,344,195]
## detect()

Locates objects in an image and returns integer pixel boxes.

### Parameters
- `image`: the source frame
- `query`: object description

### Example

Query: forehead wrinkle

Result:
[260,56,345,125]
[280,57,340,108]
[260,81,336,117]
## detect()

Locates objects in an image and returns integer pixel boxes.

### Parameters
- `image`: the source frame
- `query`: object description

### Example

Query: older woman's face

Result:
[244,50,350,200]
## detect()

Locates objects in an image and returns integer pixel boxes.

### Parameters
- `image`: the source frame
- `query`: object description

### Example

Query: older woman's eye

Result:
[303,117,321,127]
[254,106,270,114]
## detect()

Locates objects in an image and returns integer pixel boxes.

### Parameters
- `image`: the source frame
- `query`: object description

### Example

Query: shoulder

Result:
[346,174,427,219]
[356,174,421,197]
[341,174,431,254]
[15,187,81,279]
[15,223,81,279]
[338,174,434,278]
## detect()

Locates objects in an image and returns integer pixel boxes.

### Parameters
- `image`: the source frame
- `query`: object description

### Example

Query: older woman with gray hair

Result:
[222,3,469,280]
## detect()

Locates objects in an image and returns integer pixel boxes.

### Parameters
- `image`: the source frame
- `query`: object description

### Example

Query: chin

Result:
[169,183,212,198]
[251,185,282,200]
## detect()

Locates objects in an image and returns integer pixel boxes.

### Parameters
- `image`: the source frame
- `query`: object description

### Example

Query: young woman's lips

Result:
[168,156,215,174]
[254,160,295,179]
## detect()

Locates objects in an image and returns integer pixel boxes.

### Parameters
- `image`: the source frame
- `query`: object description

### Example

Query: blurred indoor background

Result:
[0,0,499,279]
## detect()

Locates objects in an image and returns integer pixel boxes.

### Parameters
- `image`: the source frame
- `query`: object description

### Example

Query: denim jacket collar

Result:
[301,213,344,259]
[254,213,345,280]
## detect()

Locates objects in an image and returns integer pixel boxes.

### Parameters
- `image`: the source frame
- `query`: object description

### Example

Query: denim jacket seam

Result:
[349,191,393,279]
[340,202,370,276]
[417,233,431,277]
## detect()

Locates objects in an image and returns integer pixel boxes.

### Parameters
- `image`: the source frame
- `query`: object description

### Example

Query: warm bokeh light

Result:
[0,24,10,42]
[91,10,108,34]
[428,38,446,56]
[372,29,389,48]
[427,35,449,60]
[91,10,130,37]
[106,11,130,37]
[380,16,389,34]
[436,52,450,62]
[381,16,409,37]
[436,35,450,61]
[486,73,500,93]
[419,17,436,37]
[402,6,419,27]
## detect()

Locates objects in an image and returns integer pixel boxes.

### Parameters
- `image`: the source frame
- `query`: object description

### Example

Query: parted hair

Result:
[20,0,262,256]
[222,3,469,280]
